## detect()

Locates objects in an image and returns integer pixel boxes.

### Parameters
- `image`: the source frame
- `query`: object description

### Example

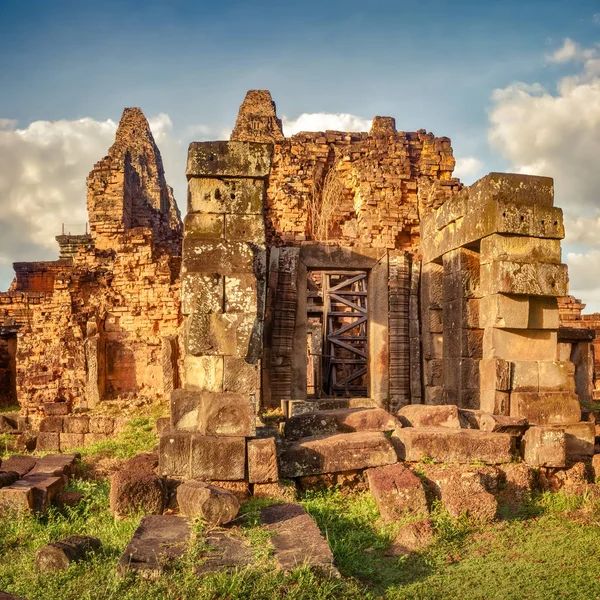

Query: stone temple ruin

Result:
[1,91,600,538]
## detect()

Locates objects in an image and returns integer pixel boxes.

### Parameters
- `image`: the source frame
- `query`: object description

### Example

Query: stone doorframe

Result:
[289,245,389,406]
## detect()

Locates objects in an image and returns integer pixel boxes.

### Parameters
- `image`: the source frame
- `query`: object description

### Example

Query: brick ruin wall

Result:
[0,108,182,424]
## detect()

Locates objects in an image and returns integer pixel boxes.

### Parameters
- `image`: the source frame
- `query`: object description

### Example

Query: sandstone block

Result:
[538,361,575,392]
[479,389,510,415]
[225,214,265,243]
[177,481,239,526]
[36,432,60,453]
[206,480,250,502]
[253,481,297,502]
[483,328,557,361]
[183,213,224,239]
[424,386,444,405]
[0,474,63,513]
[29,453,79,478]
[278,431,397,478]
[423,359,443,387]
[182,239,266,277]
[181,272,224,315]
[480,261,567,297]
[397,404,460,429]
[392,427,514,464]
[438,471,497,521]
[511,361,540,392]
[247,437,279,483]
[59,433,84,450]
[510,391,580,425]
[592,454,600,482]
[532,205,565,238]
[43,402,70,417]
[35,536,101,572]
[183,355,223,392]
[563,422,595,459]
[117,515,191,579]
[0,455,36,478]
[63,416,90,435]
[260,503,337,575]
[479,294,529,329]
[497,463,534,507]
[284,408,399,440]
[159,431,191,478]
[88,416,115,435]
[469,173,554,208]
[170,389,255,437]
[223,357,260,394]
[187,141,272,179]
[39,417,64,433]
[479,358,511,391]
[83,433,108,446]
[187,177,265,215]
[528,297,559,329]
[522,426,566,467]
[366,463,428,522]
[110,454,165,518]
[480,234,561,265]
[190,436,246,481]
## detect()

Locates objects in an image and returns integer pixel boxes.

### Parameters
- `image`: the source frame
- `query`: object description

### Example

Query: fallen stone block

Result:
[53,491,84,509]
[392,427,514,464]
[35,536,101,572]
[110,454,165,518]
[0,474,63,513]
[510,391,580,425]
[195,530,254,575]
[284,408,399,440]
[538,462,590,494]
[247,437,279,483]
[29,453,79,478]
[278,432,397,478]
[497,463,534,507]
[297,470,367,492]
[458,410,528,436]
[177,481,239,526]
[206,480,250,502]
[0,455,36,478]
[563,422,595,460]
[522,426,566,467]
[386,518,435,555]
[366,463,428,522]
[260,503,338,576]
[397,404,460,429]
[159,431,191,478]
[117,515,191,579]
[0,472,19,488]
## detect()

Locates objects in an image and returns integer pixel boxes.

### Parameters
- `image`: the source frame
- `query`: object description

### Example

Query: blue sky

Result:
[1,0,600,307]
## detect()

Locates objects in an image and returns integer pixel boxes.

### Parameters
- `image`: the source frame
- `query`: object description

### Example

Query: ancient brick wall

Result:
[0,108,182,424]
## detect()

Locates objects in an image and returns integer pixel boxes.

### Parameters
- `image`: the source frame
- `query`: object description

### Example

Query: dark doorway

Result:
[307,270,368,397]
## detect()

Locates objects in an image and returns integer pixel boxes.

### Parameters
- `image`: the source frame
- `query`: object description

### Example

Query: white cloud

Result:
[593,13,600,25]
[454,156,484,183]
[282,113,372,136]
[489,38,600,310]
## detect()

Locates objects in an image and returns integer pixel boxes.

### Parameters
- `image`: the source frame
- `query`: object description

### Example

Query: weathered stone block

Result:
[479,294,529,329]
[479,388,510,415]
[366,463,428,522]
[532,205,565,239]
[528,297,559,329]
[0,455,36,478]
[468,173,554,208]
[480,234,561,265]
[225,274,264,313]
[187,141,272,179]
[183,356,223,392]
[444,328,483,359]
[36,432,60,453]
[63,416,89,435]
[59,433,84,449]
[278,432,397,478]
[88,416,115,435]
[424,359,443,387]
[398,404,460,429]
[421,262,444,310]
[563,422,595,459]
[185,312,238,356]
[511,361,539,392]
[43,402,70,417]
[538,361,575,392]
[247,437,279,483]
[181,273,224,315]
[480,261,568,297]
[223,357,260,394]
[159,432,191,478]
[424,385,444,405]
[522,426,566,467]
[225,214,265,243]
[183,213,224,239]
[35,535,101,572]
[29,453,79,477]
[479,358,511,391]
[177,481,240,526]
[171,389,255,437]
[510,391,580,425]
[187,177,265,214]
[388,518,435,555]
[190,436,246,481]
[483,328,557,361]
[0,474,63,513]
[392,427,515,464]
[39,417,64,433]
[182,239,266,277]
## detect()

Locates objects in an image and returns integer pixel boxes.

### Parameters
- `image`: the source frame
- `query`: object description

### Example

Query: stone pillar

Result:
[421,262,444,404]
[159,141,271,480]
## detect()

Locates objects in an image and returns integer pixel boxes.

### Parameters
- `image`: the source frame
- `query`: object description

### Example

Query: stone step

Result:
[278,431,397,478]
[392,427,515,465]
[28,453,79,478]
[195,530,254,575]
[260,503,338,576]
[283,407,399,440]
[0,474,64,513]
[117,515,191,579]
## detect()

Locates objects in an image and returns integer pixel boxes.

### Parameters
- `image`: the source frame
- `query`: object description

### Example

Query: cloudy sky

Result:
[1,0,600,308]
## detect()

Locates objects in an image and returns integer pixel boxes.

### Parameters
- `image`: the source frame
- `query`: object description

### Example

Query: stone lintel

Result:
[186,141,273,179]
